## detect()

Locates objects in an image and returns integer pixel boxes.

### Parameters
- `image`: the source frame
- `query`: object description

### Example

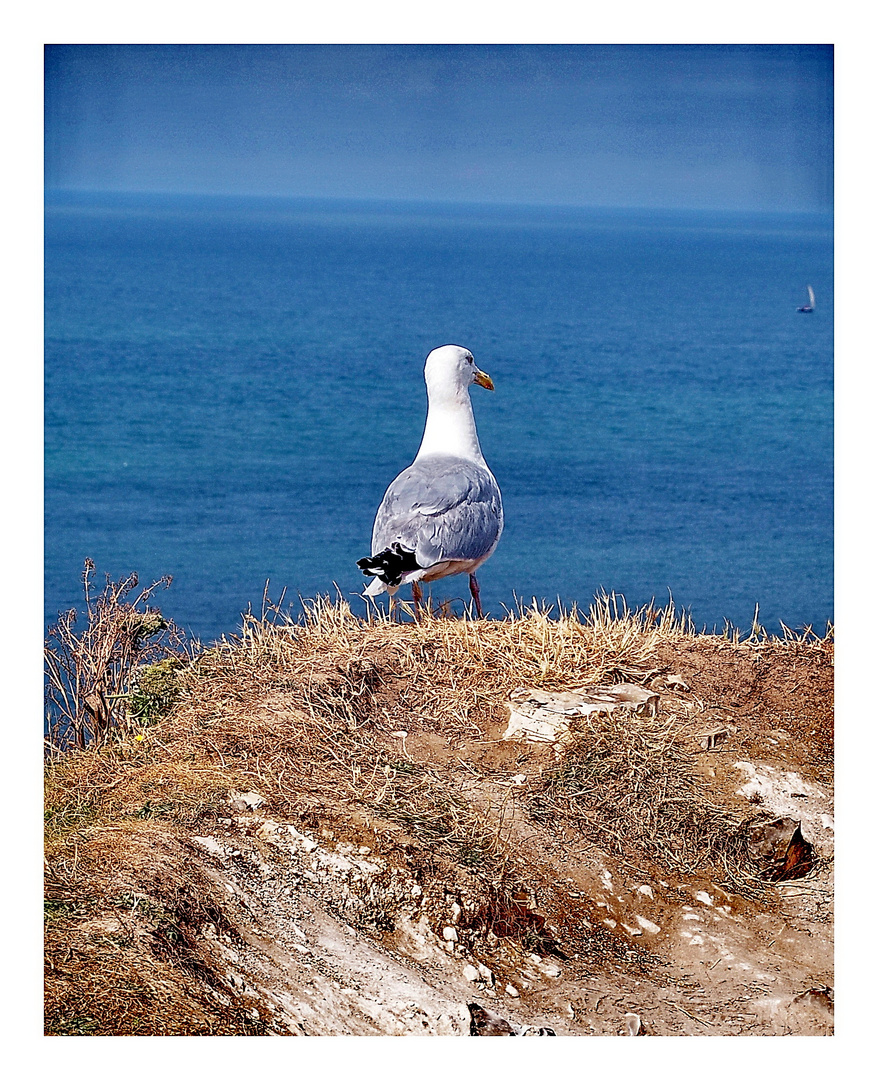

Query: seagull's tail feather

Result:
[363,576,389,598]
[357,543,421,589]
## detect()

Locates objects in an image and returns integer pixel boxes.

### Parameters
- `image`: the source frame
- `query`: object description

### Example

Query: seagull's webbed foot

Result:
[469,573,483,619]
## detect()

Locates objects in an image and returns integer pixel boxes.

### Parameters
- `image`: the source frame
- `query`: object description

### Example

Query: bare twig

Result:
[45,562,188,751]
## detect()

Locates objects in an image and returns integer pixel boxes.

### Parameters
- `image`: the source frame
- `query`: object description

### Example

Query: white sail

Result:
[807,285,816,308]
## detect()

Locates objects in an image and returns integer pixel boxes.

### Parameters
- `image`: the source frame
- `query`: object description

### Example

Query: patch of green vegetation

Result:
[133,799,176,820]
[111,892,167,921]
[455,838,492,868]
[49,1014,102,1036]
[44,898,89,924]
[44,798,97,836]
[125,610,168,645]
[521,927,549,954]
[388,758,419,775]
[129,658,183,724]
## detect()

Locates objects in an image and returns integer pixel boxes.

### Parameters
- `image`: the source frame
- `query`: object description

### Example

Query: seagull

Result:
[357,345,503,618]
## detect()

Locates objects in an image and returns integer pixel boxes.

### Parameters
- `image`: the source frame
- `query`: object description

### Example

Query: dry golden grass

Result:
[528,710,760,892]
[45,595,832,1033]
[45,825,278,1035]
[46,594,829,881]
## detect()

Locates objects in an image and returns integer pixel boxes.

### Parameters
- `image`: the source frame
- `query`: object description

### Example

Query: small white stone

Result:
[637,884,654,899]
[505,984,520,998]
[621,923,643,937]
[602,918,617,929]
[192,836,225,857]
[635,914,661,934]
[391,730,408,738]
[358,845,372,855]
[511,773,527,786]
[477,963,493,983]
[541,962,562,978]
[442,926,458,942]
[230,790,265,811]
[450,901,462,924]
[463,964,480,982]
[695,890,713,906]
[301,838,318,852]
[410,884,423,899]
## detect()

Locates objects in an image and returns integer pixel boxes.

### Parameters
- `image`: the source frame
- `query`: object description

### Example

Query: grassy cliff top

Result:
[44,597,834,1036]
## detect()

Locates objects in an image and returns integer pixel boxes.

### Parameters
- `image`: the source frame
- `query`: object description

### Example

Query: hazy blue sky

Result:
[45,44,832,212]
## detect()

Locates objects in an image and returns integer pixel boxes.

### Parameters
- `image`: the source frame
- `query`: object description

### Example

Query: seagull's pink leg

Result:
[468,574,483,618]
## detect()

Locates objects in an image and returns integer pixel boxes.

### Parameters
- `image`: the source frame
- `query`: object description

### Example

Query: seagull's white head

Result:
[424,345,494,403]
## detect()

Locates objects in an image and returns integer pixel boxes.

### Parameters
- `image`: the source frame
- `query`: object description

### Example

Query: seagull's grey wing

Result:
[372,456,503,568]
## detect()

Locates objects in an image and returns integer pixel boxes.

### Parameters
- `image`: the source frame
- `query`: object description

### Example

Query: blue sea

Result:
[44,192,833,642]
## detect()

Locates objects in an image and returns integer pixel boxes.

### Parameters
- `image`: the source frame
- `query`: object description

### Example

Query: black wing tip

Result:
[357,543,420,587]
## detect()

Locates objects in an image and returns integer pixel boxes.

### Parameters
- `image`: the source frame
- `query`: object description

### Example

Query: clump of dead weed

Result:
[527,709,768,894]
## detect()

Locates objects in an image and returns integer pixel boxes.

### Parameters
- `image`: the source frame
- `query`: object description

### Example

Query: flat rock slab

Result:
[502,684,660,744]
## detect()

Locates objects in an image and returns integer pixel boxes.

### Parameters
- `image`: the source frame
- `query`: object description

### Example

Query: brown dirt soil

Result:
[44,601,833,1036]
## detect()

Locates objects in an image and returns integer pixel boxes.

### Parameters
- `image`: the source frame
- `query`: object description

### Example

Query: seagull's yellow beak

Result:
[473,368,495,391]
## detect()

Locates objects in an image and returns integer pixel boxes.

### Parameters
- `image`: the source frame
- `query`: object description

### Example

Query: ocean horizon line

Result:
[44,187,834,224]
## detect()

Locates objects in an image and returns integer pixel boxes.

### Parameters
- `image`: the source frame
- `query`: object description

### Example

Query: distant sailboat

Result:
[797,285,816,313]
